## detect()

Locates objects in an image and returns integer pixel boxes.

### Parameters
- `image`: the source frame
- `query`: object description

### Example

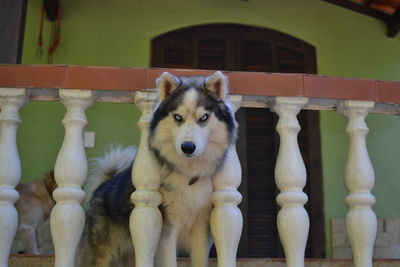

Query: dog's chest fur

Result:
[160,167,213,249]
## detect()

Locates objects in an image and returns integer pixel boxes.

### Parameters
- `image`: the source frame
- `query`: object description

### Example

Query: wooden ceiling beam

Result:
[387,7,400,37]
[323,0,392,22]
[323,0,400,37]
[364,0,375,6]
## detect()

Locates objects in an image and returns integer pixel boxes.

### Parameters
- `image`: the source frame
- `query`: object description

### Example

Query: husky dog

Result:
[77,71,238,266]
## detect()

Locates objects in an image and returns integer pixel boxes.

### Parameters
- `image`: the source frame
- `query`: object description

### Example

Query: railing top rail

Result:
[1,65,400,105]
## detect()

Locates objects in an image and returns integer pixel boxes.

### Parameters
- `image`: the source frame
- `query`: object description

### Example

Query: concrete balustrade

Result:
[338,101,377,267]
[270,97,310,267]
[210,145,243,267]
[50,90,93,267]
[0,89,27,267]
[130,92,163,267]
[0,65,398,267]
[210,96,243,267]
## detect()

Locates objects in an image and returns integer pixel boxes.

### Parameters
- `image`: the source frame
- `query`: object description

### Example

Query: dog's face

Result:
[169,88,220,158]
[149,71,237,176]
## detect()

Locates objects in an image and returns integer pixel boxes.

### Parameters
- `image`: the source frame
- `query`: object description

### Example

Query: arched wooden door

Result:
[151,24,325,258]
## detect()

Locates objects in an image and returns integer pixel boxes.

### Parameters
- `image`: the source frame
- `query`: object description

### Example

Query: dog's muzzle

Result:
[181,142,196,156]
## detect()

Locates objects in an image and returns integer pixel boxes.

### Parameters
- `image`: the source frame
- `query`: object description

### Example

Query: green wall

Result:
[21,0,400,257]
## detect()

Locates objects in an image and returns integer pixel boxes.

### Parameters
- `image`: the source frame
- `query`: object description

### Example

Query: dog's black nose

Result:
[181,142,196,156]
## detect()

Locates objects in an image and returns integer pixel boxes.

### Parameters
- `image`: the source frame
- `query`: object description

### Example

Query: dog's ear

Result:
[157,72,180,101]
[205,71,228,100]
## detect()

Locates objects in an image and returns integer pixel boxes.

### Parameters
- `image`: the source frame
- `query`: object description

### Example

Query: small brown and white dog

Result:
[15,170,57,254]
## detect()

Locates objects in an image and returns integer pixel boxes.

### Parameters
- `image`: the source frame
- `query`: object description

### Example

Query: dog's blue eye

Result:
[173,114,183,122]
[199,114,209,123]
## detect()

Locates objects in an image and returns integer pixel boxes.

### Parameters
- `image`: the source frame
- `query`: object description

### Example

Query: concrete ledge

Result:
[9,255,400,267]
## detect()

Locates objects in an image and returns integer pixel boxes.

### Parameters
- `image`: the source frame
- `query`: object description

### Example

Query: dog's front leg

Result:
[189,221,212,267]
[155,229,178,267]
[18,225,39,254]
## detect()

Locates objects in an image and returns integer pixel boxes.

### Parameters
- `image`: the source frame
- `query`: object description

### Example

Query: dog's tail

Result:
[84,145,137,204]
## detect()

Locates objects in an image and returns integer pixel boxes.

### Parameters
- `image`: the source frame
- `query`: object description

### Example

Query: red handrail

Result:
[0,65,399,104]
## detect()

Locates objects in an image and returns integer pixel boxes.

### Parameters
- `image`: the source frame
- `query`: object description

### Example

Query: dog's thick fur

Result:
[77,71,238,266]
[15,170,57,254]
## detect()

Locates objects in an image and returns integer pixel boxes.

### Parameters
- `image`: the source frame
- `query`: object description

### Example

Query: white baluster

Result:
[130,91,162,267]
[50,89,93,267]
[0,88,27,267]
[211,146,243,267]
[211,96,243,267]
[338,100,376,267]
[270,96,309,267]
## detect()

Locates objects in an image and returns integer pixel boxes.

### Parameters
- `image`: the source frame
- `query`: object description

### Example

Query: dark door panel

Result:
[151,24,324,258]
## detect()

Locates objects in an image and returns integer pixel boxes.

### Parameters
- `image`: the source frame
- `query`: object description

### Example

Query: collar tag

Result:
[188,176,199,185]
